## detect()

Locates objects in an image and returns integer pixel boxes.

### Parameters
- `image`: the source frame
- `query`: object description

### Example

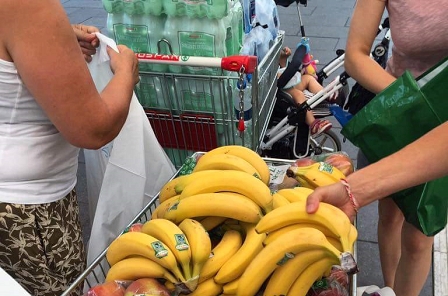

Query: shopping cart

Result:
[133,34,284,168]
[62,153,357,296]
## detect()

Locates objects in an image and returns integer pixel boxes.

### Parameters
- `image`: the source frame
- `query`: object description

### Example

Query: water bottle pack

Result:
[104,0,243,76]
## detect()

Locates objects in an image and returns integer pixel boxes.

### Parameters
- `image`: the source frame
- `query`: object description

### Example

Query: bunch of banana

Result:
[105,231,186,284]
[287,161,346,189]
[255,199,357,254]
[237,227,342,296]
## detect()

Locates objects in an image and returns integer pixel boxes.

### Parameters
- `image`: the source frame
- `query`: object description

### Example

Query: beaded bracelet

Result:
[340,178,359,213]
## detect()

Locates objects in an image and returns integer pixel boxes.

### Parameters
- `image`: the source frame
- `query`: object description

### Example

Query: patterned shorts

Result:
[0,190,86,296]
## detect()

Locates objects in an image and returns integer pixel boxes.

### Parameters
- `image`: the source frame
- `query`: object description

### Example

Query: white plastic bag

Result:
[84,33,176,267]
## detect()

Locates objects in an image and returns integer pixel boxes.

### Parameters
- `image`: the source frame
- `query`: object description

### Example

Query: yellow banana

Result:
[348,224,358,254]
[198,229,243,284]
[193,153,262,180]
[214,222,266,284]
[152,194,182,219]
[295,174,316,189]
[237,227,341,296]
[106,232,186,282]
[222,277,240,294]
[105,256,178,284]
[178,219,212,283]
[204,145,270,185]
[198,216,227,231]
[287,257,336,296]
[263,223,337,246]
[255,200,352,253]
[263,249,334,295]
[159,170,223,203]
[163,192,264,224]
[187,277,223,296]
[179,170,273,213]
[277,187,314,203]
[292,162,346,188]
[141,219,192,280]
[272,192,290,209]
[327,236,344,252]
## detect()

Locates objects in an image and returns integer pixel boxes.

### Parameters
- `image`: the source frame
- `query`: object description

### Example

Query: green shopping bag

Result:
[341,57,448,236]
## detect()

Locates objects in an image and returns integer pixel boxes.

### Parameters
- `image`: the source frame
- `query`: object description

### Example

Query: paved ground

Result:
[62,0,446,295]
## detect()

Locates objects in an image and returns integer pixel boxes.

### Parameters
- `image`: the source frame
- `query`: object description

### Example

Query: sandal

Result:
[310,119,332,137]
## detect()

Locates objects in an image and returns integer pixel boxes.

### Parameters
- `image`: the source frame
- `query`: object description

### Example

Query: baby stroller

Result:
[260,0,348,159]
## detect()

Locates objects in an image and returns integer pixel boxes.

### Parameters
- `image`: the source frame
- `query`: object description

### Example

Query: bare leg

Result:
[285,87,315,126]
[377,198,404,288]
[295,74,323,93]
[393,222,433,296]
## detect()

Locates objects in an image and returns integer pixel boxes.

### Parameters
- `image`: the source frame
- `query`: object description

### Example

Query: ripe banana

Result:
[159,170,222,203]
[141,219,192,280]
[327,236,344,252]
[237,227,341,296]
[222,277,240,294]
[106,232,186,282]
[263,249,333,295]
[287,257,336,296]
[255,200,352,253]
[179,169,273,213]
[291,162,346,189]
[105,256,178,284]
[193,153,262,180]
[163,192,264,224]
[204,145,271,185]
[178,219,212,283]
[198,216,227,231]
[263,223,337,246]
[277,187,314,203]
[272,192,290,209]
[187,277,223,296]
[152,194,182,220]
[348,223,358,254]
[198,229,243,284]
[214,222,266,284]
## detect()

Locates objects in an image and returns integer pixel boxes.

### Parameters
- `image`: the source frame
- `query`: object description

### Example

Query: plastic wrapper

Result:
[306,266,350,296]
[291,152,355,177]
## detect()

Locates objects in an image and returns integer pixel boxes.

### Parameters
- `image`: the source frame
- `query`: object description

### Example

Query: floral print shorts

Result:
[0,190,86,296]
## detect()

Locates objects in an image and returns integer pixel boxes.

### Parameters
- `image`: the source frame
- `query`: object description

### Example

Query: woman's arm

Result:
[344,0,396,93]
[306,121,448,221]
[1,0,139,149]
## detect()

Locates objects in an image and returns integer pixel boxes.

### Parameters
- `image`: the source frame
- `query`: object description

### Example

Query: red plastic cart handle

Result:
[136,53,258,74]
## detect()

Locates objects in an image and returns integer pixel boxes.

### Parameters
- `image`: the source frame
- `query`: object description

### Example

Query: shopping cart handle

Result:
[136,53,257,73]
[221,55,258,73]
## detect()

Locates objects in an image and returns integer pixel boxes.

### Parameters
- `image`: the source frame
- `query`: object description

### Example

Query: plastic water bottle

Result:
[142,0,163,16]
[163,15,183,73]
[232,0,244,54]
[106,12,125,40]
[102,0,123,13]
[203,0,228,19]
[163,0,186,16]
[179,17,227,75]
[242,0,256,33]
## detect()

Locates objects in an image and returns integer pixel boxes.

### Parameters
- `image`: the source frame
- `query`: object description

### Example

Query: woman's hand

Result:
[107,45,140,86]
[306,182,357,223]
[72,24,100,62]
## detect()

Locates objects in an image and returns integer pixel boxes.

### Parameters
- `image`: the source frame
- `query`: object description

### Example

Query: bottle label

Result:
[178,31,215,57]
[113,23,150,53]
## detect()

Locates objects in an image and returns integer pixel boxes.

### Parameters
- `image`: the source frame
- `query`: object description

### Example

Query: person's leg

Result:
[285,87,315,126]
[377,198,404,288]
[295,74,324,94]
[0,190,86,296]
[393,222,433,296]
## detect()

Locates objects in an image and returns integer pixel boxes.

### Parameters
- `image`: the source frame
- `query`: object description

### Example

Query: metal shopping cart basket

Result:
[62,153,357,296]
[133,33,284,168]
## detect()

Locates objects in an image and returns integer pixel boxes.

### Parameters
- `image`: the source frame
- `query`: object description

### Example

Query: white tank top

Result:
[0,59,79,204]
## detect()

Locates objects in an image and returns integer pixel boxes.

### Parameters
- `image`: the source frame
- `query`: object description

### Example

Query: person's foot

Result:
[310,119,332,137]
